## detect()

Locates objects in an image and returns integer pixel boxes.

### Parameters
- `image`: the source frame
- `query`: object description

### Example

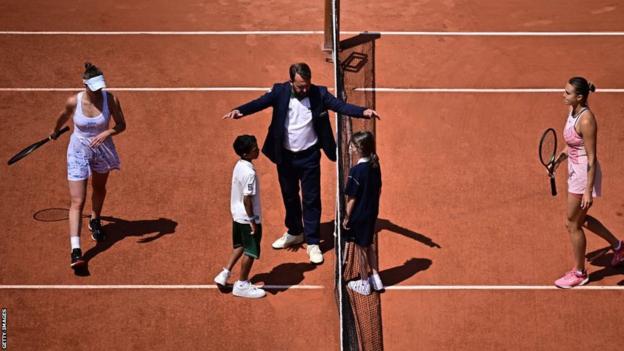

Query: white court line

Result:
[3,87,624,93]
[0,31,323,35]
[356,88,624,93]
[0,87,271,92]
[0,284,324,290]
[386,285,624,290]
[343,31,624,36]
[2,284,623,290]
[1,31,624,36]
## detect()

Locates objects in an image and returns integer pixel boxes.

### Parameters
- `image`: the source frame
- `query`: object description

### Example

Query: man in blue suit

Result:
[223,63,379,264]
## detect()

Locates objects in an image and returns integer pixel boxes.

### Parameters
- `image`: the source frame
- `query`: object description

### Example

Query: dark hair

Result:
[350,131,379,168]
[569,76,596,102]
[233,135,257,157]
[289,63,312,81]
[83,62,103,79]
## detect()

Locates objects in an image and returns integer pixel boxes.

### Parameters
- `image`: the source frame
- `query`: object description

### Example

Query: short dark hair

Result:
[233,135,258,157]
[83,62,103,79]
[289,63,312,81]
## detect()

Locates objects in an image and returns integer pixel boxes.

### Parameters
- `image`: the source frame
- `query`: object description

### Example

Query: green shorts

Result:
[232,221,262,259]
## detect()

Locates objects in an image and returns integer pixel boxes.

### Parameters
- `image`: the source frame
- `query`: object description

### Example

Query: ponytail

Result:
[369,153,380,169]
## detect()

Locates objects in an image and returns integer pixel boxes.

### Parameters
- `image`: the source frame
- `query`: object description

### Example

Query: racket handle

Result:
[50,126,70,140]
[550,176,557,196]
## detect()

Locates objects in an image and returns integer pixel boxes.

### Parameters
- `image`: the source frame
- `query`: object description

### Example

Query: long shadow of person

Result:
[376,218,441,248]
[586,246,624,285]
[379,258,432,287]
[250,262,317,294]
[81,216,177,267]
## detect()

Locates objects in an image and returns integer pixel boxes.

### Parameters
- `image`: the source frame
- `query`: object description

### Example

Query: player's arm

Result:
[343,195,356,230]
[51,95,77,138]
[108,93,127,136]
[579,111,598,209]
[243,195,258,234]
[554,145,568,171]
[91,93,126,147]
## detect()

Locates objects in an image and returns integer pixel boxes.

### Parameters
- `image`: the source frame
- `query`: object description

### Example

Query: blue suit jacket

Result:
[236,82,367,164]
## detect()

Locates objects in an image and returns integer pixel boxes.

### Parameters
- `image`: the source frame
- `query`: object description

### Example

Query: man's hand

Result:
[249,221,258,235]
[223,110,243,120]
[363,109,380,120]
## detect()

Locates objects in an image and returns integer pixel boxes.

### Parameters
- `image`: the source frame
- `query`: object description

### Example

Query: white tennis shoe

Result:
[213,268,230,286]
[307,244,324,264]
[233,280,266,299]
[272,232,304,249]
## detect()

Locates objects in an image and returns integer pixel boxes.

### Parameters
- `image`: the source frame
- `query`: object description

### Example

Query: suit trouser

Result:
[276,147,321,245]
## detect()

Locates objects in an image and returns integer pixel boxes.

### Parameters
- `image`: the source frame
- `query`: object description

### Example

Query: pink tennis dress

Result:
[563,109,601,196]
[67,91,121,181]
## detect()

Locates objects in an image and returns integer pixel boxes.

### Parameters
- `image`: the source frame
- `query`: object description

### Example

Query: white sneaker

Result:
[307,244,324,264]
[369,273,384,291]
[232,280,266,299]
[347,279,371,296]
[272,232,304,249]
[213,268,230,286]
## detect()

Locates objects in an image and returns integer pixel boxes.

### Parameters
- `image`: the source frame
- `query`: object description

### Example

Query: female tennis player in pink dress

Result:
[553,77,624,288]
[51,63,126,269]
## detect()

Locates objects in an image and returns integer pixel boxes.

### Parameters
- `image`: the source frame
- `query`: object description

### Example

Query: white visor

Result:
[83,75,106,91]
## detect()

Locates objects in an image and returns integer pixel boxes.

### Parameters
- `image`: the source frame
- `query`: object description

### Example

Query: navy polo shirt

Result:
[344,159,382,223]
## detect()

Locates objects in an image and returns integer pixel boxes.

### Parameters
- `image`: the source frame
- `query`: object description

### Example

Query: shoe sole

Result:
[71,259,86,268]
[272,237,304,249]
[555,277,589,289]
[232,292,266,299]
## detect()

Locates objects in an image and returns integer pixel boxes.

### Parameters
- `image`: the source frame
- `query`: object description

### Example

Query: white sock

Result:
[223,267,230,274]
[70,236,80,250]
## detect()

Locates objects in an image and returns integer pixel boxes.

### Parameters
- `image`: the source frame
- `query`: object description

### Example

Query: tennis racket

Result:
[7,126,70,165]
[538,128,557,196]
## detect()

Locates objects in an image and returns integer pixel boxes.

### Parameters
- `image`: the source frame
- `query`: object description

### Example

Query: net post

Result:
[323,0,333,52]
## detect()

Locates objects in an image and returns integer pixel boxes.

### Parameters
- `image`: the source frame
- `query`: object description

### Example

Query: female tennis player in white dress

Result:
[51,62,126,269]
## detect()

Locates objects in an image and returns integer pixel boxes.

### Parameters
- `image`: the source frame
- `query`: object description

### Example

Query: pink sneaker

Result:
[611,241,624,267]
[554,270,589,289]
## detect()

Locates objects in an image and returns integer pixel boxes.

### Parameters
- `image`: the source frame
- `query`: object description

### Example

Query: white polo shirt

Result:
[230,159,262,224]
[283,96,318,151]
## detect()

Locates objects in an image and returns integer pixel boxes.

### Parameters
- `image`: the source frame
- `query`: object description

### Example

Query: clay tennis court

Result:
[1,1,623,350]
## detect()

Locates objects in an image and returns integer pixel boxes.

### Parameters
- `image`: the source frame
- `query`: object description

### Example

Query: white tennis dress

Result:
[67,91,120,181]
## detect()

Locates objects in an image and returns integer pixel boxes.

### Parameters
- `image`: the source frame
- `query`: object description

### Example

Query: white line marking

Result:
[2,87,624,93]
[385,285,624,290]
[2,284,622,290]
[343,31,624,36]
[356,88,624,93]
[1,31,624,36]
[0,87,271,92]
[0,284,324,290]
[0,31,323,35]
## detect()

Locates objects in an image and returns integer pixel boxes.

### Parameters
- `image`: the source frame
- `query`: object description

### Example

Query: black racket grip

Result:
[550,175,557,196]
[50,126,70,140]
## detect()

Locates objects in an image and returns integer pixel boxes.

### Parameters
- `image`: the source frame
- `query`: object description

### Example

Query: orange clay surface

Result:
[1,0,624,350]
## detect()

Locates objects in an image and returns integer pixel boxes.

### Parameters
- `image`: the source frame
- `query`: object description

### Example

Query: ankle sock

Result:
[70,236,80,250]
